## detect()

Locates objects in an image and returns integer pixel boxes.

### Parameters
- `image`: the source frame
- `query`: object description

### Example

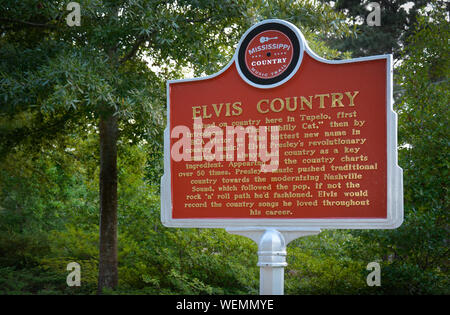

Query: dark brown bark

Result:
[97,114,118,294]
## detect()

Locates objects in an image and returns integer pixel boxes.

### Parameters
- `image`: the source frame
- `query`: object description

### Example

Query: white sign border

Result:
[161,19,403,230]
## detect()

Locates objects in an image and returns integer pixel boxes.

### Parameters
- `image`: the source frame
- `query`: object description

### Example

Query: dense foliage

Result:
[321,0,447,59]
[0,1,448,294]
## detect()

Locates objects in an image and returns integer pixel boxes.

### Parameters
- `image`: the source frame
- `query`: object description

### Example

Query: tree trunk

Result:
[97,114,118,294]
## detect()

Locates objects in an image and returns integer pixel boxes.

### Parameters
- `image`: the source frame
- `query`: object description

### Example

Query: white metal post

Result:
[257,229,286,295]
[226,227,321,295]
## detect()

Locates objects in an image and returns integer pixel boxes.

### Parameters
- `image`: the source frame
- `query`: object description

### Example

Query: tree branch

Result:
[0,18,57,29]
[118,14,213,65]
[185,16,213,24]
[119,35,150,65]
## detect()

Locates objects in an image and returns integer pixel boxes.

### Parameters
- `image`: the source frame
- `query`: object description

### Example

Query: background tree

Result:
[320,0,447,60]
[2,0,446,296]
[0,0,350,293]
[347,3,449,294]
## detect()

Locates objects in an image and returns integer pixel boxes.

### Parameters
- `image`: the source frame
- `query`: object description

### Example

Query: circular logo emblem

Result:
[237,21,302,88]
[245,30,294,80]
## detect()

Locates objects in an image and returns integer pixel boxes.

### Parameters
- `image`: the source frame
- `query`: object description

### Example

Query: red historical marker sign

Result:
[161,19,403,229]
